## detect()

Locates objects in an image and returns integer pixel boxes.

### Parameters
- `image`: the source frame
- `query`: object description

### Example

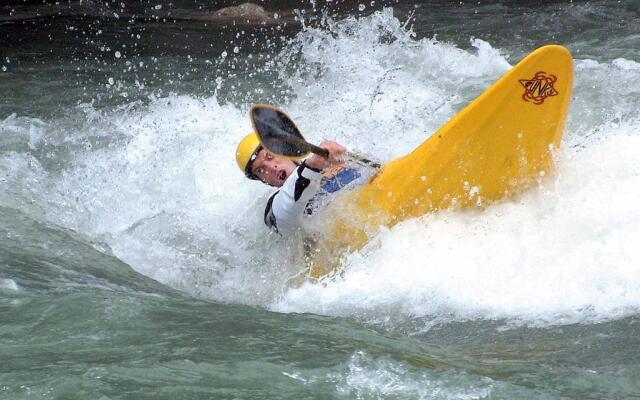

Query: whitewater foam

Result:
[2,9,638,329]
[0,278,19,291]
[275,126,640,328]
[331,351,495,399]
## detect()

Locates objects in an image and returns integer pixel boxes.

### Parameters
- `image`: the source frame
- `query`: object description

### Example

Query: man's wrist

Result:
[301,159,323,173]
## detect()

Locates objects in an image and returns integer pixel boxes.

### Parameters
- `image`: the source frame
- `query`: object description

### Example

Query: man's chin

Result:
[269,178,285,188]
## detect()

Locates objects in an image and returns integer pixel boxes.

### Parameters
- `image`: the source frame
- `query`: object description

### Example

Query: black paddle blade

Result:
[250,105,311,159]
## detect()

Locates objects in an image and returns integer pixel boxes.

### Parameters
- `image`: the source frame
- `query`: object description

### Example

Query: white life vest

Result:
[263,161,374,236]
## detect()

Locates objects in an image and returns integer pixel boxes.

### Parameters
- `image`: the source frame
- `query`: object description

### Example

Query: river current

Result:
[1,1,640,399]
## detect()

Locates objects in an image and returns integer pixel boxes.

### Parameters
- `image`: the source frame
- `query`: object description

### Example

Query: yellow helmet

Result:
[235,132,262,180]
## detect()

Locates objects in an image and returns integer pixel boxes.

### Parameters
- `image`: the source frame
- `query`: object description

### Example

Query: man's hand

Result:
[305,140,347,171]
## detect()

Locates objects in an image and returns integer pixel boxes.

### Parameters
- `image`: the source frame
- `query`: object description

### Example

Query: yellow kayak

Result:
[311,45,574,278]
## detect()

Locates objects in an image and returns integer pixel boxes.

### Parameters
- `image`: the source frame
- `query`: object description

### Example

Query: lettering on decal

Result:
[519,71,559,105]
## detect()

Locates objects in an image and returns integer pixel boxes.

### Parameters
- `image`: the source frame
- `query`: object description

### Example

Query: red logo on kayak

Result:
[519,71,558,105]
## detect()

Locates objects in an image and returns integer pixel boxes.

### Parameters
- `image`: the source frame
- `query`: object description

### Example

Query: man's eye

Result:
[266,154,273,160]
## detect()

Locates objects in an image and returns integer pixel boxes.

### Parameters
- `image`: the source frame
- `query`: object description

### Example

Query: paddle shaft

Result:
[250,104,380,168]
[304,142,330,158]
[269,134,381,168]
[275,134,329,158]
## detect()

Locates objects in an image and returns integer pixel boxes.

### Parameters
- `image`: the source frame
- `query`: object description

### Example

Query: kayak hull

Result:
[311,45,574,278]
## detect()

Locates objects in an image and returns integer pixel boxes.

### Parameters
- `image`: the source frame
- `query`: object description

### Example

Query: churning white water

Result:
[2,9,638,331]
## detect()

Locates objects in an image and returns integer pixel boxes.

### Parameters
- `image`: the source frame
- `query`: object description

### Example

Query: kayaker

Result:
[235,132,376,236]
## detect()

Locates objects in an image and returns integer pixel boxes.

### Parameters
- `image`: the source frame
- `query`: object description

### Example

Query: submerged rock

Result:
[206,2,291,26]
[214,3,270,19]
[152,2,301,27]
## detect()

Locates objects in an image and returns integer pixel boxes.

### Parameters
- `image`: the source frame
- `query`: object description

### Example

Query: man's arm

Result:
[263,140,347,235]
[264,162,323,236]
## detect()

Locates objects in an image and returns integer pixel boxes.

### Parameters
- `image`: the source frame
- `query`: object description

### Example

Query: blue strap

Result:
[322,168,361,193]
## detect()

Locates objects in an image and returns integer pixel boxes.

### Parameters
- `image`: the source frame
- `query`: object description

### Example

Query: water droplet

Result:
[108,77,114,85]
[233,46,240,54]
[1,66,6,72]
[115,51,121,58]
[221,51,228,58]
[358,3,366,11]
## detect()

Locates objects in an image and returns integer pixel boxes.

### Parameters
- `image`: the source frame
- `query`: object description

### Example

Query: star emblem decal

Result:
[519,71,559,105]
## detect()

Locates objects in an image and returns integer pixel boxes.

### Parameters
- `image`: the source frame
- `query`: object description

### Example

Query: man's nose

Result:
[266,159,279,170]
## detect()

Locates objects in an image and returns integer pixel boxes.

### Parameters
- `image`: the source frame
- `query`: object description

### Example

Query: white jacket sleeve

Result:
[264,163,323,236]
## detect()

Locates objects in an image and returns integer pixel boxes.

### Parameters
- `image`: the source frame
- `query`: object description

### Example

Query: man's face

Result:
[250,149,297,187]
